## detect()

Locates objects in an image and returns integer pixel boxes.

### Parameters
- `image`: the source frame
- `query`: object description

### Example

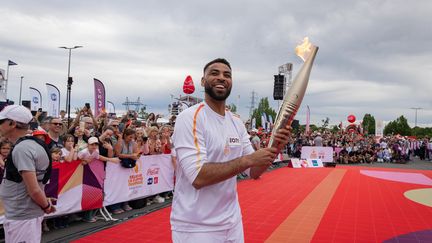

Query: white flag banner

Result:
[376,120,384,137]
[46,83,60,117]
[29,87,42,111]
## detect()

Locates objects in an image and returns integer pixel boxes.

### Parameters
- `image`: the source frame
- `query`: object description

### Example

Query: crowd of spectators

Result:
[2,104,431,233]
[248,127,432,164]
[0,105,176,231]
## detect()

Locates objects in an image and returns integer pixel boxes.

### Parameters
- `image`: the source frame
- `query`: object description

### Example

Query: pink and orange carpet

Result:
[74,166,432,243]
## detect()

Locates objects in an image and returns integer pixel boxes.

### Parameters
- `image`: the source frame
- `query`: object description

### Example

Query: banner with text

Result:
[301,146,334,162]
[103,154,174,206]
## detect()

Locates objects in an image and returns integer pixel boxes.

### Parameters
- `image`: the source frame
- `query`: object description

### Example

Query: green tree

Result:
[384,115,411,136]
[362,113,375,135]
[251,97,277,128]
[321,117,329,129]
[227,103,237,113]
[331,124,340,133]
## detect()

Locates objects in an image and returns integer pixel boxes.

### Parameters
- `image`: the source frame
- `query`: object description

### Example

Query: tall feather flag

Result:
[46,83,60,117]
[94,78,106,117]
[29,87,42,111]
[261,113,267,131]
[305,105,310,134]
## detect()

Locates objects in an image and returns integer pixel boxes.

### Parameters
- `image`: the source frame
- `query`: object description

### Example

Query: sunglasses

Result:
[0,119,9,125]
[51,123,63,126]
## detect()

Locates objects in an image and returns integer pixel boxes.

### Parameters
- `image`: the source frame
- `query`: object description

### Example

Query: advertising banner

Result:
[301,146,334,162]
[93,78,106,117]
[103,154,174,206]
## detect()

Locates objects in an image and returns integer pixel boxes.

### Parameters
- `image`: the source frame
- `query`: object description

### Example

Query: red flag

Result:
[183,75,195,94]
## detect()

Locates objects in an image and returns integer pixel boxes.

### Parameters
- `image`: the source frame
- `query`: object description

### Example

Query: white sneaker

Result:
[153,195,165,203]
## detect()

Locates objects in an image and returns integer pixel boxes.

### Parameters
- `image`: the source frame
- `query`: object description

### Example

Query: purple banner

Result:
[94,78,106,117]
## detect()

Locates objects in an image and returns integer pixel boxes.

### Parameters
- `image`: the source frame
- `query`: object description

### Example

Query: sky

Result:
[1,0,431,127]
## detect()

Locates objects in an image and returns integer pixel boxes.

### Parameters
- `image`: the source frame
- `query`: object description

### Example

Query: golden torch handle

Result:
[268,40,319,149]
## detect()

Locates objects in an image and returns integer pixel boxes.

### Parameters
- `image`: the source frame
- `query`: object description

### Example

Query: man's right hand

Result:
[245,147,279,168]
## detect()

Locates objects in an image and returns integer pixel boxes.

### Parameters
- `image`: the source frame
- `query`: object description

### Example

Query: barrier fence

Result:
[0,154,174,224]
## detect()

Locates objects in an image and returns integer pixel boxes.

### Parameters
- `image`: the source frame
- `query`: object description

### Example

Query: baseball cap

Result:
[251,128,258,133]
[88,137,99,144]
[0,105,33,124]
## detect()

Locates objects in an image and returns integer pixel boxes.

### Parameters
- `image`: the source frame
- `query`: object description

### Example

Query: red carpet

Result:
[74,166,432,243]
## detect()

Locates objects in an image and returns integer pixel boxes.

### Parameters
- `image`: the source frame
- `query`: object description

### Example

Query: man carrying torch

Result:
[171,58,293,242]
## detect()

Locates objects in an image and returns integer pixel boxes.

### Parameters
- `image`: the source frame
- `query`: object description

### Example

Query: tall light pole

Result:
[59,46,83,127]
[19,76,24,105]
[410,107,423,127]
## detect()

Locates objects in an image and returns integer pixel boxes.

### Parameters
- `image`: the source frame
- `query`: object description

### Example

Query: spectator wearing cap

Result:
[0,105,56,243]
[78,136,119,222]
[250,129,261,151]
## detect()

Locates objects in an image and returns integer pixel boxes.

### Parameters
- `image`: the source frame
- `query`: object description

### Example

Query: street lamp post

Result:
[410,107,423,127]
[59,46,83,128]
[19,76,23,105]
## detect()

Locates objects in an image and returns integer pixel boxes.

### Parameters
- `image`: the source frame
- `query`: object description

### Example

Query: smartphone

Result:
[85,103,90,109]
[38,108,42,112]
[79,121,85,131]
[30,121,39,130]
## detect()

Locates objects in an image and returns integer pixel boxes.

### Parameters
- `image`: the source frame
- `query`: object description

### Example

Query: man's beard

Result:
[204,81,231,101]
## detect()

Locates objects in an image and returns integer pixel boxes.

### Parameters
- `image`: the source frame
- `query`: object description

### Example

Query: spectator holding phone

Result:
[136,128,150,155]
[61,134,78,162]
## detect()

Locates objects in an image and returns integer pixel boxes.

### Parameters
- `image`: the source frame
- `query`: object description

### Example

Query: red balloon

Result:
[347,114,356,123]
[183,75,195,94]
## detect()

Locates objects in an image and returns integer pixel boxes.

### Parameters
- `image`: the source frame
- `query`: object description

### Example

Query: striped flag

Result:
[305,105,310,134]
[8,60,17,66]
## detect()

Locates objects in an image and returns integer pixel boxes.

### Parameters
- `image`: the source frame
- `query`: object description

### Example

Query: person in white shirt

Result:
[78,137,120,165]
[171,58,291,243]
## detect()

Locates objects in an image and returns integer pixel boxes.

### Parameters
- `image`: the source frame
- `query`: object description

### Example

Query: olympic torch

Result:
[268,37,319,148]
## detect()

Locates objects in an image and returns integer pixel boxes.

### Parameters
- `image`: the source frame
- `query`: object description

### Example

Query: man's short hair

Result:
[203,58,231,73]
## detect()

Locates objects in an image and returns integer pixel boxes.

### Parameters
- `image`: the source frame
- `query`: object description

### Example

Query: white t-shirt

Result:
[170,102,255,232]
[77,148,100,161]
[61,148,70,158]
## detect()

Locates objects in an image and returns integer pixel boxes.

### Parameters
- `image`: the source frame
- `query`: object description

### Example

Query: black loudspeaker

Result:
[21,100,31,110]
[273,74,285,100]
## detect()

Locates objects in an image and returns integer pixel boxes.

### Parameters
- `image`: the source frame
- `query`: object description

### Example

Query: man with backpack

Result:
[0,105,56,243]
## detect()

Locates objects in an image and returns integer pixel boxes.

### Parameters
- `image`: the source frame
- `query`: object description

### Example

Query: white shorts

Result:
[172,220,244,243]
[3,216,44,243]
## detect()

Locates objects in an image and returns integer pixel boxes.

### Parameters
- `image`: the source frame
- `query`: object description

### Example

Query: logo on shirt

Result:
[228,137,240,146]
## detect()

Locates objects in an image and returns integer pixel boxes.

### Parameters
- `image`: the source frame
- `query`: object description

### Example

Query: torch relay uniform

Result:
[171,102,255,243]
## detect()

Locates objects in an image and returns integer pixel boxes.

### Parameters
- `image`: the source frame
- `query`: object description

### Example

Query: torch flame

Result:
[295,37,313,62]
